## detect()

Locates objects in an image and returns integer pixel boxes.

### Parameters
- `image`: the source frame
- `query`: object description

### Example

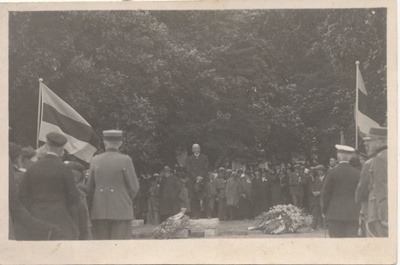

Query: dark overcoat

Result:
[252,177,269,214]
[9,161,55,240]
[19,154,80,240]
[185,153,209,199]
[321,162,361,222]
[185,154,209,179]
[159,175,182,216]
[87,148,139,220]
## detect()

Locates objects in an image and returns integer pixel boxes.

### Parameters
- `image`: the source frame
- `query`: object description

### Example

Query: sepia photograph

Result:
[0,0,397,264]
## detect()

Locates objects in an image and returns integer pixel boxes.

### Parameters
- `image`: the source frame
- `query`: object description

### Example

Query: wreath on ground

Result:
[248,204,310,234]
[154,209,190,239]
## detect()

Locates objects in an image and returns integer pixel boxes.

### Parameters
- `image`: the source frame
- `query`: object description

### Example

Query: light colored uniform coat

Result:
[88,149,139,220]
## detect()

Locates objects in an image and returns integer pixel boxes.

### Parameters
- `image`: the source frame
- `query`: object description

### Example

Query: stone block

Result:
[173,229,189,238]
[131,219,144,227]
[204,228,218,237]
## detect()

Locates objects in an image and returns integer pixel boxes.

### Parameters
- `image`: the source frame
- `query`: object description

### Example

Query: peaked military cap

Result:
[103,130,123,140]
[46,132,68,147]
[335,144,355,154]
[369,127,387,138]
[21,146,36,158]
[9,142,22,160]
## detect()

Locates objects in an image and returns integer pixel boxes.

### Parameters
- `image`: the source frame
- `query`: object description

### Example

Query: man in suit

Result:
[310,165,327,230]
[87,130,139,240]
[19,132,80,240]
[355,127,388,237]
[289,164,303,207]
[159,166,182,222]
[185,144,209,218]
[321,145,361,238]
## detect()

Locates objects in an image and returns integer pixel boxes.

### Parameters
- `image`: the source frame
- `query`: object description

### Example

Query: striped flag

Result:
[356,66,380,136]
[38,82,98,162]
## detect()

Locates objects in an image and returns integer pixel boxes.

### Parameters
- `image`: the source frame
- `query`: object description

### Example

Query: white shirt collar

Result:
[194,153,200,157]
[46,151,59,157]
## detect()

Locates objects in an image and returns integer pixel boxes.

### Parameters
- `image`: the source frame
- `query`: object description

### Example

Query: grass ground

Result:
[132,219,326,239]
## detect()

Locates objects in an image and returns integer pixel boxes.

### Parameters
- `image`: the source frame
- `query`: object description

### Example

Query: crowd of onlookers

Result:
[131,160,340,225]
[9,126,387,240]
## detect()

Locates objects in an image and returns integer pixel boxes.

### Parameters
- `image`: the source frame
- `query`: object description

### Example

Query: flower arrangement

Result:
[154,210,190,239]
[249,204,309,234]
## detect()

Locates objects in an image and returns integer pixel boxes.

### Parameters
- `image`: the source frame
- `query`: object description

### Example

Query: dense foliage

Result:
[9,9,387,170]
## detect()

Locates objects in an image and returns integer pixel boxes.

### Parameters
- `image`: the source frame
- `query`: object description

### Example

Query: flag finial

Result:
[39,78,43,82]
[355,61,360,65]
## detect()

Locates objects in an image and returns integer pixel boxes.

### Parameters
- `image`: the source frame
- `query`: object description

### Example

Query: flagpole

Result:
[37,78,43,149]
[355,61,360,149]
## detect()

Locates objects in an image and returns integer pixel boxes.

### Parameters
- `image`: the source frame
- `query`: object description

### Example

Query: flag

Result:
[356,67,380,136]
[38,82,98,162]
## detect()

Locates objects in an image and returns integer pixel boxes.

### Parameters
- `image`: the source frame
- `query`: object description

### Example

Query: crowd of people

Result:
[8,126,387,240]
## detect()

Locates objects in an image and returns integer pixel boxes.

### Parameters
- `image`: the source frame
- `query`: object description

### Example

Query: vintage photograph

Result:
[2,0,396,264]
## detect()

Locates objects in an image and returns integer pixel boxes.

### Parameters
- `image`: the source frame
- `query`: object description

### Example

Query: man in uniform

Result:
[19,132,80,240]
[87,130,139,240]
[321,145,361,238]
[355,127,387,237]
[185,144,209,218]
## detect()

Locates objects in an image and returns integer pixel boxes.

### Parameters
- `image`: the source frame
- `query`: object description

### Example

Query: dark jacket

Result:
[321,162,361,222]
[159,175,182,216]
[9,161,56,240]
[185,154,209,180]
[19,154,80,240]
[252,177,269,214]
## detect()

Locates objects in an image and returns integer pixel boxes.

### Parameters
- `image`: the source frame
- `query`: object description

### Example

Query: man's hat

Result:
[103,130,123,140]
[67,161,85,172]
[335,144,355,154]
[153,173,160,177]
[369,127,387,139]
[311,164,326,171]
[161,166,172,172]
[46,132,68,147]
[21,146,36,158]
[9,142,22,160]
[293,164,302,168]
[218,167,225,172]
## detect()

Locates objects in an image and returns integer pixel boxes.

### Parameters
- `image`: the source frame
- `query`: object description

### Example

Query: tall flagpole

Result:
[355,61,360,149]
[36,78,43,149]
